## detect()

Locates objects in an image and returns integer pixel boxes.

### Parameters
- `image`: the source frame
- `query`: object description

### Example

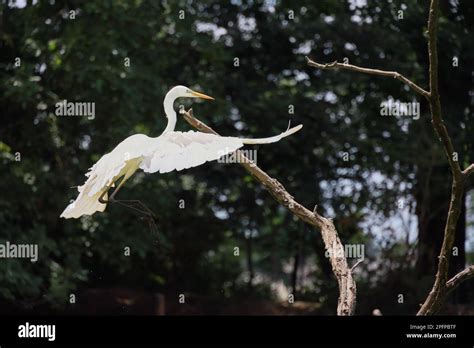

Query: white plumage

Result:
[140,131,244,174]
[61,85,302,219]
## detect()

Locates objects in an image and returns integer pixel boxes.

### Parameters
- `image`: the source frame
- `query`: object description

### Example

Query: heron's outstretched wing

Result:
[139,124,304,174]
[139,131,244,174]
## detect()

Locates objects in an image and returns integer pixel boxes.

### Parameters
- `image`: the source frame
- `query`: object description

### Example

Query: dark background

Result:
[0,0,473,315]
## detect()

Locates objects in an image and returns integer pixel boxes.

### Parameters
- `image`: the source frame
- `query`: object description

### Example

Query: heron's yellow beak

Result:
[190,90,214,100]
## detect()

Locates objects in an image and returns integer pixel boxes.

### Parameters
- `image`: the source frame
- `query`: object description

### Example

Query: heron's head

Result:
[170,85,214,100]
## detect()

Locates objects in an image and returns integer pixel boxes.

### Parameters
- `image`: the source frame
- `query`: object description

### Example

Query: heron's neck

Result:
[163,93,177,133]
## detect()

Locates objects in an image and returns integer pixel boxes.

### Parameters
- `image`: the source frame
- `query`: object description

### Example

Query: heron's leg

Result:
[98,188,109,204]
[110,199,156,218]
[109,175,129,201]
[98,175,127,204]
[98,177,158,234]
[112,200,159,235]
[113,200,156,217]
[102,194,156,219]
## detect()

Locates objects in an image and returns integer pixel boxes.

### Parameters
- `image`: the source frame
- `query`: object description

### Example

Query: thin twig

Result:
[351,259,364,273]
[445,266,474,294]
[182,108,357,315]
[305,56,430,98]
[463,163,474,177]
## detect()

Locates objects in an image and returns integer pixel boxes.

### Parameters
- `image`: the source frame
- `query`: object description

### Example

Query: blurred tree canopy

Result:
[0,0,473,314]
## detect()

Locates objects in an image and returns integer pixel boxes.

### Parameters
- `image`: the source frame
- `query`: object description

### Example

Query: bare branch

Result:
[423,3,463,180]
[417,0,466,315]
[182,108,357,315]
[350,259,364,273]
[463,164,474,177]
[305,56,430,98]
[305,0,469,315]
[446,266,474,294]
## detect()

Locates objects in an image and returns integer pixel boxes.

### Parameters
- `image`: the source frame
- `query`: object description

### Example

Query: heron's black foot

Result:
[108,199,159,235]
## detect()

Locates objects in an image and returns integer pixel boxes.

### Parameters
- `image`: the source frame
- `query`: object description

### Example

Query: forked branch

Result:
[463,164,474,177]
[306,0,473,315]
[305,56,430,98]
[182,109,357,315]
[446,266,474,294]
[416,0,467,316]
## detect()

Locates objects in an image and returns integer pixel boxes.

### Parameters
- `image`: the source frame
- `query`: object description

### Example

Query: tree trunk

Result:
[416,164,466,303]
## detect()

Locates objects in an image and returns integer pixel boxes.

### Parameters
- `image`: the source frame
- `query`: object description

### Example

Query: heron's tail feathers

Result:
[240,124,303,145]
[60,185,107,219]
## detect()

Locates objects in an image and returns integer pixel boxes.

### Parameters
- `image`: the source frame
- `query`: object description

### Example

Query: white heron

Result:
[60,85,302,219]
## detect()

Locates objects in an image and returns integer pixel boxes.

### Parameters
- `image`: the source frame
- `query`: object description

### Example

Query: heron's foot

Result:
[109,199,158,233]
[143,214,159,236]
[106,198,170,251]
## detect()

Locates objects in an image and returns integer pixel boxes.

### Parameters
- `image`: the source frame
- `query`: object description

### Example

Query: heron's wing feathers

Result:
[139,131,244,174]
[61,122,302,219]
[84,134,152,196]
[60,178,108,219]
[239,124,303,144]
[61,134,153,218]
